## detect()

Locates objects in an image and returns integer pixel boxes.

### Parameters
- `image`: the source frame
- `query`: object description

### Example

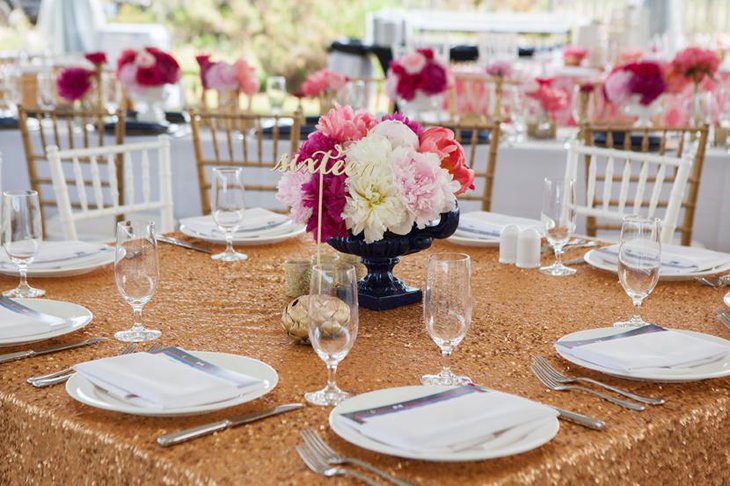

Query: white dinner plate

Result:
[179,217,305,245]
[583,249,730,281]
[556,327,730,383]
[0,248,114,278]
[447,212,543,248]
[447,234,500,247]
[0,298,93,347]
[66,351,278,417]
[329,386,559,462]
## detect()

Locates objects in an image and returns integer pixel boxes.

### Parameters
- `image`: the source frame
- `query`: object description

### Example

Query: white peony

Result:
[370,120,419,150]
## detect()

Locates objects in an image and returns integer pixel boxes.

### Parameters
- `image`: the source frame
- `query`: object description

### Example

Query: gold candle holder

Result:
[283,258,312,298]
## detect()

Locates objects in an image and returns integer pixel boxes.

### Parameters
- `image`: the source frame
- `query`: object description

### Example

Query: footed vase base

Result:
[359,286,422,311]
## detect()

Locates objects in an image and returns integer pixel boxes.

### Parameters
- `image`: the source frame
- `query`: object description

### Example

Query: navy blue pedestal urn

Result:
[327,204,460,311]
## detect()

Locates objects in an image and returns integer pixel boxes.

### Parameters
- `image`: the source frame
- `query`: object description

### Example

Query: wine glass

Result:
[305,263,359,406]
[37,71,56,110]
[114,220,161,342]
[421,253,472,386]
[211,167,247,262]
[540,178,577,277]
[1,191,45,298]
[615,215,661,328]
[266,76,287,115]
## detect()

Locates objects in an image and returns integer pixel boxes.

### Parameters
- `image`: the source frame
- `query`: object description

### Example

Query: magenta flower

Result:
[301,173,349,241]
[56,67,94,102]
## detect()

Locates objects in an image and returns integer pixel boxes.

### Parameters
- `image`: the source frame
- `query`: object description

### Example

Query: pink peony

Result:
[419,127,474,195]
[234,59,259,95]
[56,67,94,102]
[670,47,720,86]
[399,51,427,75]
[205,62,239,90]
[301,69,348,97]
[486,60,513,78]
[276,171,313,224]
[603,68,633,104]
[526,78,569,113]
[315,104,377,144]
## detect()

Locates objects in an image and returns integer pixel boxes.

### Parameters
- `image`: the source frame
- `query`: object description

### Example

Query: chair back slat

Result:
[648,163,667,217]
[88,155,104,210]
[124,151,135,207]
[142,149,151,204]
[617,158,632,214]
[106,153,120,209]
[633,161,650,214]
[71,156,88,212]
[602,155,614,211]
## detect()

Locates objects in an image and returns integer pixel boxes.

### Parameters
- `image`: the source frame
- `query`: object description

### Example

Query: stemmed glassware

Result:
[615,215,661,328]
[1,191,45,298]
[540,178,577,277]
[211,167,247,262]
[266,76,287,115]
[37,71,56,110]
[305,263,359,406]
[421,253,473,386]
[114,220,161,342]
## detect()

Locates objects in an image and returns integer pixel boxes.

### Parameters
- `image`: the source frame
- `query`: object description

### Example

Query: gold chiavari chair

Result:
[18,106,126,237]
[580,123,710,246]
[189,109,303,215]
[423,119,502,211]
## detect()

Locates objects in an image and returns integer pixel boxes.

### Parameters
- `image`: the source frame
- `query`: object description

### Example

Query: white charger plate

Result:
[329,386,559,462]
[583,249,730,281]
[66,351,278,417]
[447,234,499,247]
[179,216,305,246]
[556,327,730,383]
[0,248,114,278]
[0,298,93,347]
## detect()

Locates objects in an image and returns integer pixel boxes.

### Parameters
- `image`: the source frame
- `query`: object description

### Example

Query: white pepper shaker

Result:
[516,228,541,269]
[499,224,519,264]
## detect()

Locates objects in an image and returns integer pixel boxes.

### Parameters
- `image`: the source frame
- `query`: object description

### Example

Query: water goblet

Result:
[266,76,287,115]
[421,253,473,386]
[305,263,358,406]
[1,191,45,298]
[211,167,247,262]
[614,215,661,328]
[114,220,161,342]
[540,178,577,276]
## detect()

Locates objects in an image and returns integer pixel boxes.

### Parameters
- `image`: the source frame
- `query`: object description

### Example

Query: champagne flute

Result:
[421,253,472,386]
[305,263,358,406]
[1,191,45,298]
[114,220,161,342]
[615,215,661,328]
[540,178,577,277]
[266,76,287,115]
[211,167,247,262]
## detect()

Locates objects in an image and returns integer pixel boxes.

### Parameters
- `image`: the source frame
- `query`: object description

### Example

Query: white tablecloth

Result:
[1,126,729,251]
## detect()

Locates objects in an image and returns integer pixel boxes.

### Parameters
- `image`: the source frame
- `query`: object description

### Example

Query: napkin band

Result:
[155,347,266,388]
[341,385,487,424]
[556,324,665,350]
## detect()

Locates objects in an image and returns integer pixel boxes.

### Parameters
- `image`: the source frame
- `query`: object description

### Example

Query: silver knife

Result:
[0,337,108,364]
[554,407,605,430]
[157,403,304,446]
[156,235,214,254]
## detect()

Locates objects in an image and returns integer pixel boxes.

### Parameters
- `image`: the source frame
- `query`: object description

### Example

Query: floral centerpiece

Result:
[386,48,449,119]
[116,47,180,124]
[301,68,348,113]
[563,46,588,67]
[196,55,259,111]
[276,105,472,310]
[667,47,720,127]
[84,51,107,110]
[56,67,95,104]
[525,78,568,138]
[604,61,666,127]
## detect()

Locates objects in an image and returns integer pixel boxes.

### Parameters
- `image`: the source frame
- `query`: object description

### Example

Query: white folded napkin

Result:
[454,212,543,239]
[0,241,110,270]
[593,244,730,275]
[74,347,267,410]
[337,386,557,453]
[556,325,730,372]
[0,297,69,339]
[180,208,291,237]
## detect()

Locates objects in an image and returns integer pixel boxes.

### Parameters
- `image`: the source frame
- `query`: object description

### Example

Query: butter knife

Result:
[157,403,304,446]
[0,337,108,364]
[156,235,214,254]
[554,407,605,431]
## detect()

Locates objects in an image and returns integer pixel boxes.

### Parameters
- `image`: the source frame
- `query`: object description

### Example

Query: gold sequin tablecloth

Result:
[1,236,729,485]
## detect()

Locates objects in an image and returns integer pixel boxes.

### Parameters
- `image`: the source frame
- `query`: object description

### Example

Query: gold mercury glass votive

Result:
[283,258,312,298]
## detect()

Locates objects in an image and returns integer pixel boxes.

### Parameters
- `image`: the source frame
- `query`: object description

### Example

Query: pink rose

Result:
[419,127,474,195]
[233,59,259,95]
[486,60,513,78]
[399,51,427,75]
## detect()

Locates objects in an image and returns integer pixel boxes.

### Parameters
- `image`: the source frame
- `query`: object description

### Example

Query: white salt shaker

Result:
[516,228,541,269]
[499,225,519,264]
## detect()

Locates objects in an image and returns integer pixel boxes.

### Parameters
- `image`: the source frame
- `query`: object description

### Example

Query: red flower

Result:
[57,67,94,102]
[85,52,107,66]
[146,47,180,84]
[419,127,474,195]
[417,62,448,95]
[417,48,435,60]
[196,54,212,89]
[116,49,137,74]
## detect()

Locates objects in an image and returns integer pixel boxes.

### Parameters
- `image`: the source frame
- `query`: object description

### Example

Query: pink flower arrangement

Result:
[196,55,259,95]
[301,69,348,97]
[386,48,450,102]
[526,78,569,114]
[116,47,180,92]
[276,105,472,243]
[485,60,512,78]
[604,61,667,106]
[56,67,94,102]
[668,47,720,90]
[563,46,588,66]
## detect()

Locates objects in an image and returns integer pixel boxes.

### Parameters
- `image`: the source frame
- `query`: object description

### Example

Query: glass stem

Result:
[327,363,338,390]
[225,232,235,254]
[18,266,29,290]
[554,246,564,266]
[631,299,643,323]
[441,349,452,376]
[132,306,144,332]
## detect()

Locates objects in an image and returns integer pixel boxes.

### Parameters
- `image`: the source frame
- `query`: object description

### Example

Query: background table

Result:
[0,236,728,484]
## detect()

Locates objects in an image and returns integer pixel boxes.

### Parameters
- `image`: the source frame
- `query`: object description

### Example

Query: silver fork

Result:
[533,356,664,405]
[531,360,645,411]
[717,309,730,331]
[296,443,382,486]
[301,429,415,486]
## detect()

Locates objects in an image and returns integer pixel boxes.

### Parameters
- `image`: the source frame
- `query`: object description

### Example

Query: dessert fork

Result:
[296,443,382,485]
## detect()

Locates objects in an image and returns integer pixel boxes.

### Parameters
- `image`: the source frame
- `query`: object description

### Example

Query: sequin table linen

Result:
[1,237,729,485]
